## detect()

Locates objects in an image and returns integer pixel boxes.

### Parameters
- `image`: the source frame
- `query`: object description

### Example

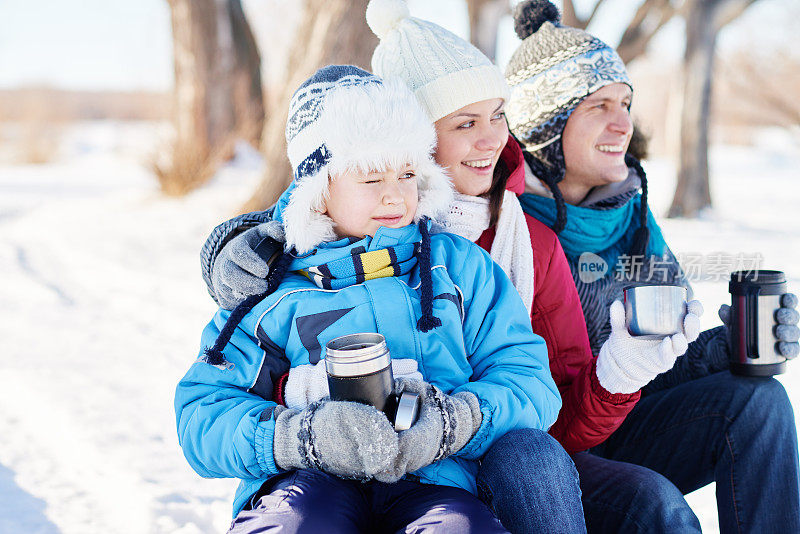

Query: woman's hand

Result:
[211,221,284,309]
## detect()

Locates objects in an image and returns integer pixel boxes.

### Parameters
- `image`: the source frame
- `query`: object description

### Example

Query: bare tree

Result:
[161,0,262,195]
[561,0,679,64]
[241,0,377,212]
[719,50,800,128]
[668,0,757,217]
[466,0,510,62]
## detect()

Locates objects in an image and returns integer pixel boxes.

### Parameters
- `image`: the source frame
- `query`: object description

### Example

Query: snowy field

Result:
[1,121,799,533]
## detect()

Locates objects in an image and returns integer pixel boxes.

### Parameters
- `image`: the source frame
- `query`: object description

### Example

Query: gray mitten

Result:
[374,379,482,483]
[273,399,399,479]
[211,221,284,309]
[719,293,800,359]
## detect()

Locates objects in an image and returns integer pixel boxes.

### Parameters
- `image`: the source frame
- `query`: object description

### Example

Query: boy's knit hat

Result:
[366,0,510,122]
[282,64,452,254]
[505,0,631,165]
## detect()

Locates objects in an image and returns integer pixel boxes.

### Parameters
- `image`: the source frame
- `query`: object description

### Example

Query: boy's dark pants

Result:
[228,469,508,534]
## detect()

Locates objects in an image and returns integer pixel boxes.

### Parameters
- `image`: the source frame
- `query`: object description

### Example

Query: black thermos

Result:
[728,270,789,376]
[325,333,394,411]
[325,333,419,430]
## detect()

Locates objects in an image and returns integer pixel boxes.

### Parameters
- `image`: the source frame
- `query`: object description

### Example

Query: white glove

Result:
[284,358,424,410]
[596,299,704,394]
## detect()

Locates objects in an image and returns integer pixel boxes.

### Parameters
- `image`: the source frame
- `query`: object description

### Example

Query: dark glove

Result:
[719,293,799,359]
[273,399,399,479]
[211,221,284,310]
[374,379,482,483]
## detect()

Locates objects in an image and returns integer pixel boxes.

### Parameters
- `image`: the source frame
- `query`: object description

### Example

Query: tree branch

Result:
[616,0,678,63]
[561,0,609,30]
[712,0,756,31]
[585,0,609,28]
[560,0,583,28]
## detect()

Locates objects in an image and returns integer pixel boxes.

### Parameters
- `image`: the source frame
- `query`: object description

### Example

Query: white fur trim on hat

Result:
[282,169,337,254]
[283,77,453,253]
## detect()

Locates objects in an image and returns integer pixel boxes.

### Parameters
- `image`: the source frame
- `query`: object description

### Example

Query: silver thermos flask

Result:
[325,333,420,431]
[728,270,788,376]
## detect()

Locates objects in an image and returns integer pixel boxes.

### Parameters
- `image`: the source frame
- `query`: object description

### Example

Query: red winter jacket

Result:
[475,137,640,453]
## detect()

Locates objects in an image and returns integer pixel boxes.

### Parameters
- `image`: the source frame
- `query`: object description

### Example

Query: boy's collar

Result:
[367,224,423,249]
[291,223,423,269]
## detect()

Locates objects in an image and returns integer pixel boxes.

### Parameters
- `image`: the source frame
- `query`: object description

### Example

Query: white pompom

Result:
[366,0,410,39]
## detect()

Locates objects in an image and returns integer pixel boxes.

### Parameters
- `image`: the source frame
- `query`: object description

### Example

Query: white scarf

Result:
[437,191,535,315]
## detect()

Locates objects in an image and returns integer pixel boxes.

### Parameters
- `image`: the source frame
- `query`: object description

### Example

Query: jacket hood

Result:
[577,167,641,210]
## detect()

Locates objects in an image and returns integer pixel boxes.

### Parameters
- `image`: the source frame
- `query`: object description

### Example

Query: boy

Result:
[175,65,561,533]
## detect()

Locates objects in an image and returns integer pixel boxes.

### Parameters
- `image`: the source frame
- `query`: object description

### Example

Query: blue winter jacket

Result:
[176,223,561,517]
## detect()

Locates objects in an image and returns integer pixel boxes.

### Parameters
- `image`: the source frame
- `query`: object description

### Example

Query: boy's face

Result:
[324,165,418,240]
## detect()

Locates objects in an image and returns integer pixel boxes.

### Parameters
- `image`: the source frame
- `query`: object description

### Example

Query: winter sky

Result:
[0,0,795,92]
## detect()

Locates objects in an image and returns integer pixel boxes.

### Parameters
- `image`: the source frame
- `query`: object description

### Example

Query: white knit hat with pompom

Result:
[366,0,509,122]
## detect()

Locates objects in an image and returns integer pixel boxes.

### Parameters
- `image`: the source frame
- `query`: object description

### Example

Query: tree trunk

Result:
[466,0,509,62]
[668,0,716,217]
[668,0,755,217]
[242,0,377,213]
[168,0,262,164]
[229,0,265,146]
[616,0,676,64]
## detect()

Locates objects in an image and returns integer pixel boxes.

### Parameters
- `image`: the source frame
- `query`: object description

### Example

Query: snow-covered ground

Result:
[1,121,798,533]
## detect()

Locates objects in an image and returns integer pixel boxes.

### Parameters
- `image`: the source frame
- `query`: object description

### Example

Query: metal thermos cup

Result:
[623,285,687,338]
[728,270,788,377]
[325,333,419,431]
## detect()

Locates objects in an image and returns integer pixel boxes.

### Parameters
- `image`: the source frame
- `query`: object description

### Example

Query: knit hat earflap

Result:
[367,0,510,122]
[282,64,453,254]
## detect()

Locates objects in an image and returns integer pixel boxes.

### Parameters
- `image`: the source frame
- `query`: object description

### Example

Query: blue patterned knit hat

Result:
[285,65,381,182]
